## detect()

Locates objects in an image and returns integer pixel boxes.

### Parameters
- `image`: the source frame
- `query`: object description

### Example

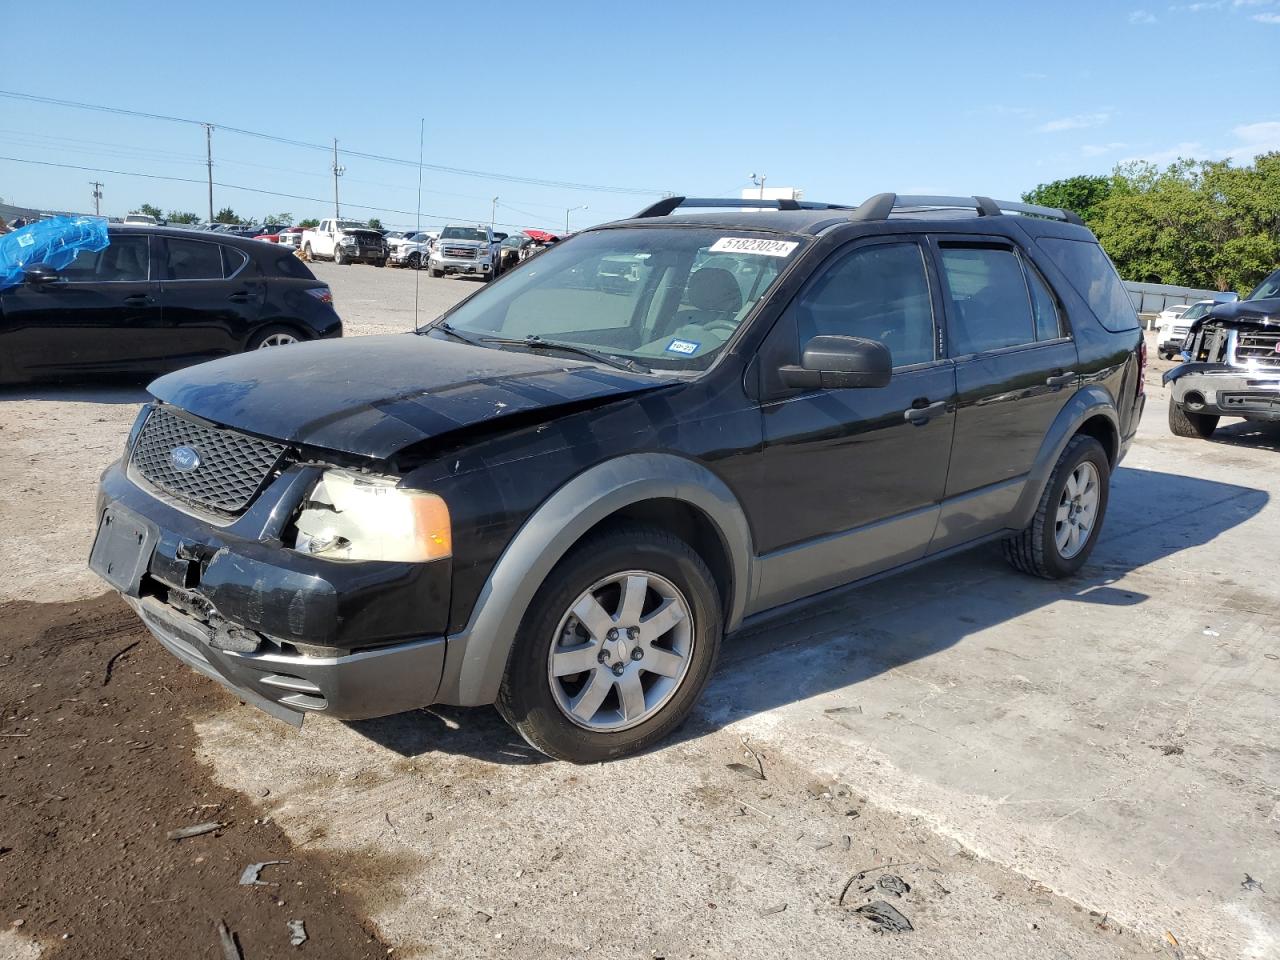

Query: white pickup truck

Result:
[428,225,503,280]
[301,218,389,266]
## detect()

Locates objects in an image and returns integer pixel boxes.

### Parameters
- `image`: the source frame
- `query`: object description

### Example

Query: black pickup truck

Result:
[90,193,1145,762]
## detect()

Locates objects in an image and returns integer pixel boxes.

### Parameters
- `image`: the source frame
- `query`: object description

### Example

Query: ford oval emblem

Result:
[170,445,201,472]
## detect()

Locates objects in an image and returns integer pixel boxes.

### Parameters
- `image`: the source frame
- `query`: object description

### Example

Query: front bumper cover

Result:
[1163,363,1280,420]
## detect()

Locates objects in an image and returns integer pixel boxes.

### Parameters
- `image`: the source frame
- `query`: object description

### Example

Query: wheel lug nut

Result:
[631,648,643,661]
[611,663,625,677]
[598,650,609,663]
[627,627,639,641]
[606,628,619,641]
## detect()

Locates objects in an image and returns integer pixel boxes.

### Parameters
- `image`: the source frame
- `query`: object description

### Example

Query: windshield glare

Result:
[1249,269,1280,300]
[432,227,803,369]
[441,227,488,241]
[1183,302,1209,320]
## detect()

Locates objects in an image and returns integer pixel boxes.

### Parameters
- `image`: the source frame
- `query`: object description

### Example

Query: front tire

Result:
[496,525,723,763]
[1003,434,1110,579]
[407,252,421,270]
[1168,398,1218,438]
[430,267,444,278]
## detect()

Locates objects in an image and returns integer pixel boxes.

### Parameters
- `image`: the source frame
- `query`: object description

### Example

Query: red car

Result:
[252,224,289,243]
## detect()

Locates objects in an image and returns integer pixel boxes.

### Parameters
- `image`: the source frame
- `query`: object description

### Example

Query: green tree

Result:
[264,212,293,226]
[166,210,200,224]
[133,202,164,220]
[1021,175,1112,224]
[214,206,242,225]
[367,217,383,230]
[298,218,320,229]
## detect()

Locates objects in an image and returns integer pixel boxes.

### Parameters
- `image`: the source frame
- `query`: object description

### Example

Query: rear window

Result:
[1037,238,1138,332]
[271,254,316,280]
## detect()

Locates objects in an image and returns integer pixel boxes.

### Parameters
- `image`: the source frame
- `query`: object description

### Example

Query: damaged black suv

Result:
[90,193,1146,762]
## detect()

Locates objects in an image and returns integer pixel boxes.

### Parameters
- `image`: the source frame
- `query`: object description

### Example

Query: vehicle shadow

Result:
[0,379,151,404]
[1204,419,1280,453]
[349,465,1266,763]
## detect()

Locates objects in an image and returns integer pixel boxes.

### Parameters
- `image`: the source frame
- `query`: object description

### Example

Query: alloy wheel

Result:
[257,332,299,348]
[546,570,694,732]
[1055,461,1100,559]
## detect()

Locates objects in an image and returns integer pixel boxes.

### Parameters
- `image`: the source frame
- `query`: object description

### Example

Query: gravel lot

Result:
[2,263,1277,959]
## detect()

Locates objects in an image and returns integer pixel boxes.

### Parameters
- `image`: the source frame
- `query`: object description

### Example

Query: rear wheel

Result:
[496,525,723,763]
[1168,398,1218,438]
[246,325,303,351]
[374,259,386,268]
[1003,434,1110,579]
[302,243,313,261]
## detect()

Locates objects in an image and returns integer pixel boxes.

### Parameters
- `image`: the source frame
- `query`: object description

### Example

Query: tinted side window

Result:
[60,235,150,282]
[1026,262,1063,341]
[166,238,223,280]
[270,254,315,280]
[1037,238,1138,332]
[939,246,1034,354]
[222,246,248,277]
[792,242,935,368]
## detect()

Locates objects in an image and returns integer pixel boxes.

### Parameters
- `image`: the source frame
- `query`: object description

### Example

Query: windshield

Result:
[1248,268,1280,301]
[336,219,366,230]
[1182,302,1210,321]
[441,227,488,241]
[430,227,805,369]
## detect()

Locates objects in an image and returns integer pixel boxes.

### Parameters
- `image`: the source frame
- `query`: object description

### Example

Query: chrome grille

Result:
[1234,329,1280,368]
[443,245,477,259]
[130,406,286,515]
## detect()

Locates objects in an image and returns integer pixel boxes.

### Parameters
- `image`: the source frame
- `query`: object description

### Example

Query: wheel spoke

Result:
[617,671,647,722]
[1056,502,1071,523]
[1056,522,1071,553]
[551,642,599,677]
[642,646,685,679]
[618,574,648,625]
[569,669,612,722]
[639,597,685,642]
[571,594,615,642]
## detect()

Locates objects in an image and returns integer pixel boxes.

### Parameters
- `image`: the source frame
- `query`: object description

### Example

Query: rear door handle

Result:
[122,294,154,306]
[1045,370,1077,389]
[904,399,948,424]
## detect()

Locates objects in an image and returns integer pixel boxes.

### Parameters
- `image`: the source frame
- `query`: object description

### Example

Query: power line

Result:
[0,155,555,229]
[0,89,669,197]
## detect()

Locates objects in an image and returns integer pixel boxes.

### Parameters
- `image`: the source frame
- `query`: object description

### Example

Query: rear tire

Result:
[1003,434,1110,580]
[1168,398,1218,438]
[496,524,723,763]
[374,259,386,268]
[246,325,304,351]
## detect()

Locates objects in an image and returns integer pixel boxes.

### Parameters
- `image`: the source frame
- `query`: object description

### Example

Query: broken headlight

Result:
[293,470,451,563]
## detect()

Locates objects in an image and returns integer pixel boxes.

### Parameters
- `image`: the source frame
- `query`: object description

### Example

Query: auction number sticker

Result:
[709,237,799,257]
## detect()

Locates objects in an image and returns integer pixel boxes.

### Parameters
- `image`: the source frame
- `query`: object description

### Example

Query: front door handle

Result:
[904,399,948,424]
[122,294,154,306]
[227,291,251,303]
[1045,370,1077,388]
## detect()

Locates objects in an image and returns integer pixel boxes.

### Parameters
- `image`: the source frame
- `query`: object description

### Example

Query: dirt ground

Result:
[0,593,389,959]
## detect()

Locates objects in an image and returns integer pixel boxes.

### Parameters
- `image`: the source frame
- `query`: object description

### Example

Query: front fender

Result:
[436,453,753,706]
[1007,387,1119,532]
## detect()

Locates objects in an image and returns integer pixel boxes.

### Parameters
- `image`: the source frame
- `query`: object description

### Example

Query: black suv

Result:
[0,225,341,383]
[90,194,1145,762]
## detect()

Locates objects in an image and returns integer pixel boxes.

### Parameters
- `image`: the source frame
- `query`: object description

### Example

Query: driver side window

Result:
[790,241,936,368]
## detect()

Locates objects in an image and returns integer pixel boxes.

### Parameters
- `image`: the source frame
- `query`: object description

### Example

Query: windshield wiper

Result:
[431,321,483,345]
[477,334,650,373]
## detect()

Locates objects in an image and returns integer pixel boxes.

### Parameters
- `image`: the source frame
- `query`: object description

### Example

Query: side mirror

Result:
[779,335,892,390]
[25,263,63,286]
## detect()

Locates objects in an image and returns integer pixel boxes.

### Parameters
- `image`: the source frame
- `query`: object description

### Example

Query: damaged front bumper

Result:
[90,461,450,724]
[1163,362,1280,421]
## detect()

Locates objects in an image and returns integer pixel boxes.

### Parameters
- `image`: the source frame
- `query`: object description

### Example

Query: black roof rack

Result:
[629,193,1084,226]
[631,196,853,218]
[848,193,1084,225]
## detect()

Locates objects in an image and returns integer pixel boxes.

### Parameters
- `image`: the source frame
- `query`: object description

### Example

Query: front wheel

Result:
[407,252,421,270]
[374,259,386,268]
[334,247,347,265]
[302,243,313,261]
[430,267,444,278]
[1003,434,1110,579]
[1168,398,1218,438]
[496,525,723,763]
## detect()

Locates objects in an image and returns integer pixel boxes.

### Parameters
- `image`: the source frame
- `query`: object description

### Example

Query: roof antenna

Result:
[413,116,425,333]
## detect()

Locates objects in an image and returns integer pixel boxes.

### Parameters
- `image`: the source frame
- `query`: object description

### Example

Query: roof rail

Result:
[849,193,1083,225]
[631,196,853,219]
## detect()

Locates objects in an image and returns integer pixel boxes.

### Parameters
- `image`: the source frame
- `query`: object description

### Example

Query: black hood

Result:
[149,334,675,459]
[1205,298,1280,325]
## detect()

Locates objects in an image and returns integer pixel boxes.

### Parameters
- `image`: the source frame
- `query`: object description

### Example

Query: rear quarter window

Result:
[1037,238,1138,333]
[270,254,317,280]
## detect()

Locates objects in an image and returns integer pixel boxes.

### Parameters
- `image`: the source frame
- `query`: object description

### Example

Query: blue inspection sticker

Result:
[666,339,700,355]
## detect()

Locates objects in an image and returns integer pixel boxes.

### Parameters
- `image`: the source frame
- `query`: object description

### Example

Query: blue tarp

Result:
[0,216,110,292]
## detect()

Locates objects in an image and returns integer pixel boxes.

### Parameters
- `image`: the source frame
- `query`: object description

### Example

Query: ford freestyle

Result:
[89,193,1146,762]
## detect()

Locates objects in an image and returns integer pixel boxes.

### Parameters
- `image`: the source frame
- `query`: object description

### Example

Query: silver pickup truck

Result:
[428,225,500,280]
[1163,268,1280,439]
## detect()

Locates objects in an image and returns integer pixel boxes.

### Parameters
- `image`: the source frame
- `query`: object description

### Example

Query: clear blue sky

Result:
[3,0,1278,231]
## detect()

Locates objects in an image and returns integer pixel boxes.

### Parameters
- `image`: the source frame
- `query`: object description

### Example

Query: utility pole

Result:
[750,172,767,200]
[565,204,587,235]
[332,138,345,218]
[89,181,103,216]
[204,124,214,223]
[491,196,498,228]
